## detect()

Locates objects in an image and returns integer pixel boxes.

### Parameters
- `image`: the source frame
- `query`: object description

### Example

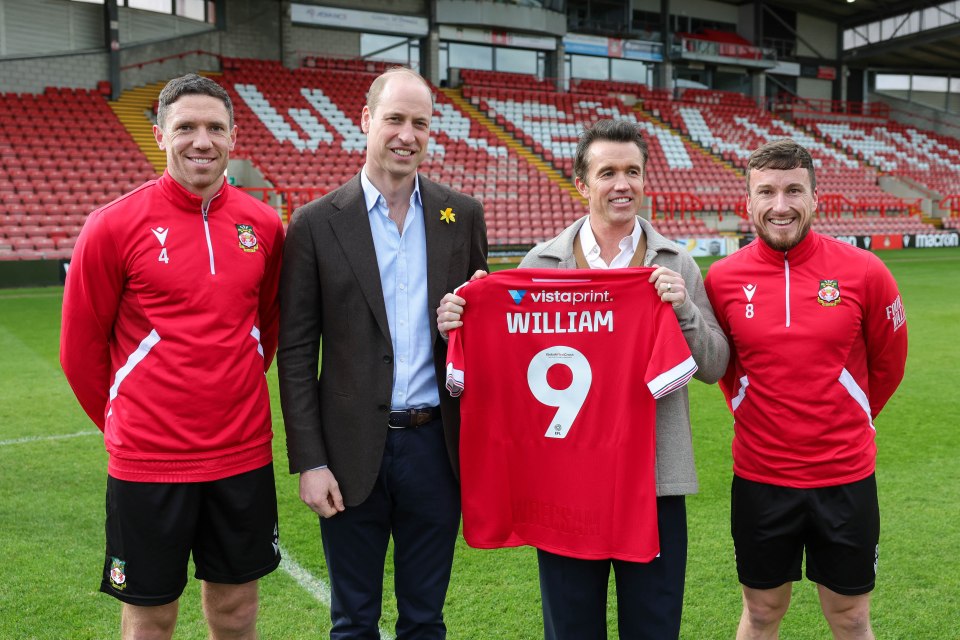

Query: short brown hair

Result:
[574,119,649,184]
[746,139,816,192]
[156,73,233,130]
[365,67,433,116]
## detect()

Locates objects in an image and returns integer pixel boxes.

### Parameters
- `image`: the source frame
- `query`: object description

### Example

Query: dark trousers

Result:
[319,420,460,640]
[537,495,688,640]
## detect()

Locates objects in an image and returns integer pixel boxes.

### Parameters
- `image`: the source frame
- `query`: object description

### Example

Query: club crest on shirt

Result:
[108,556,127,591]
[817,279,841,307]
[236,224,258,252]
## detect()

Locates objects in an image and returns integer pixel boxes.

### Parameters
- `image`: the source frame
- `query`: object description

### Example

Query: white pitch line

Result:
[280,548,397,640]
[279,548,333,607]
[0,430,100,447]
[0,432,395,638]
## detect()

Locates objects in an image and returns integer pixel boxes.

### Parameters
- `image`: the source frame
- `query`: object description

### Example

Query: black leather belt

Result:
[388,406,441,429]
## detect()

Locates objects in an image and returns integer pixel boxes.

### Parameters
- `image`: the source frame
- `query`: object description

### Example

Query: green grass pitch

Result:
[1,248,958,638]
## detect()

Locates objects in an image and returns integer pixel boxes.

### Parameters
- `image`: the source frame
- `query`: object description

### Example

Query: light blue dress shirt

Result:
[361,170,440,410]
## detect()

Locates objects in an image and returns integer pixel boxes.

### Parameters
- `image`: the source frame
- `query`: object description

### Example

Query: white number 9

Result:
[527,346,593,439]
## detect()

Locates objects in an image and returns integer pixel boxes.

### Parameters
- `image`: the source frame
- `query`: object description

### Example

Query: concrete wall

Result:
[796,13,836,59]
[285,26,362,68]
[879,89,960,114]
[435,0,565,36]
[1,0,281,95]
[0,0,102,57]
[0,50,107,94]
[119,34,223,91]
[875,91,960,139]
[797,77,832,101]
[118,1,282,89]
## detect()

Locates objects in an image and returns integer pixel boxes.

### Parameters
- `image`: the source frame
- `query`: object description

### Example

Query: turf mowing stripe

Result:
[0,430,100,446]
[280,547,396,640]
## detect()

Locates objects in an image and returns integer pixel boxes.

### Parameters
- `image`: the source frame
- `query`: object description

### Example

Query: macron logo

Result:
[742,284,757,302]
[507,289,527,304]
[151,227,169,246]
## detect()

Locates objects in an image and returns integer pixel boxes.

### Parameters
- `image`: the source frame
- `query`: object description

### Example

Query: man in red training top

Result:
[61,73,284,639]
[705,139,907,640]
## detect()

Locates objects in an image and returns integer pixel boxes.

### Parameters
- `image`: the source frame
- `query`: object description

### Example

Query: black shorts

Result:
[101,463,281,606]
[731,474,879,596]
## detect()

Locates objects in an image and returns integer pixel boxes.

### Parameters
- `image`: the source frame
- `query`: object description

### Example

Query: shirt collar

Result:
[360,169,422,215]
[755,228,821,266]
[579,217,642,262]
[158,169,228,212]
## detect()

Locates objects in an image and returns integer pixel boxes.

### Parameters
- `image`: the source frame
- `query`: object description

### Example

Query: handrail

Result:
[940,194,960,217]
[773,94,890,119]
[647,192,704,220]
[819,194,921,218]
[119,49,222,72]
[647,192,753,224]
[818,193,859,218]
[240,186,328,223]
[878,101,960,139]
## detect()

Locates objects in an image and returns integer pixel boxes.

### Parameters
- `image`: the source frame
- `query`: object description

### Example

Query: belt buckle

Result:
[388,407,436,429]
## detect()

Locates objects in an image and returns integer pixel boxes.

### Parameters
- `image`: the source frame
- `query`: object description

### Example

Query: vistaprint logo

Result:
[508,288,613,305]
[508,289,528,304]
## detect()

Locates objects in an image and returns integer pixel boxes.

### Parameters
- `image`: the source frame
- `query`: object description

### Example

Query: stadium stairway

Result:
[440,87,585,206]
[635,100,746,186]
[109,81,168,173]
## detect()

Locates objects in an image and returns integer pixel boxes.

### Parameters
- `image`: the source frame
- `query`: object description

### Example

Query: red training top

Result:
[61,171,285,483]
[705,231,907,488]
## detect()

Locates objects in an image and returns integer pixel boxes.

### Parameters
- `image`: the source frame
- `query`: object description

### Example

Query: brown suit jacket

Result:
[277,173,488,506]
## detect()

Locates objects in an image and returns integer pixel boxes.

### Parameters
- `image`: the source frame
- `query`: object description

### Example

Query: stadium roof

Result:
[723,0,960,73]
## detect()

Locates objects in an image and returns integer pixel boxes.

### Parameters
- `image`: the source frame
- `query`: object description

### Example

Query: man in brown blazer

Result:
[277,67,487,639]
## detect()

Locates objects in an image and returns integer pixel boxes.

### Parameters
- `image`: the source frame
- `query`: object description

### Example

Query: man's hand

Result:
[437,270,487,338]
[649,264,687,309]
[299,468,345,518]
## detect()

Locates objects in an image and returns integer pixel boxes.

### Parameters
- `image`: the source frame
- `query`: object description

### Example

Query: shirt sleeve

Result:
[673,252,729,384]
[646,295,698,399]
[704,268,741,411]
[443,277,477,397]
[59,209,124,431]
[257,215,285,371]
[445,324,465,397]
[863,255,908,418]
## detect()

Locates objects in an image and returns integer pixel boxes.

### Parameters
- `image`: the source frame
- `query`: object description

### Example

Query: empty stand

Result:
[804,117,960,197]
[460,69,556,93]
[0,86,156,260]
[647,91,919,218]
[4,59,956,260]
[465,80,743,228]
[220,58,584,245]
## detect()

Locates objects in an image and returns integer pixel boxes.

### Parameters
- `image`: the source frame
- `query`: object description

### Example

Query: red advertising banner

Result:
[872,234,904,250]
[817,66,837,80]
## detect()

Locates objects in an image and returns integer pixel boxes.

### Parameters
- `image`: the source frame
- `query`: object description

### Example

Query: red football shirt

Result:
[446,268,697,561]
